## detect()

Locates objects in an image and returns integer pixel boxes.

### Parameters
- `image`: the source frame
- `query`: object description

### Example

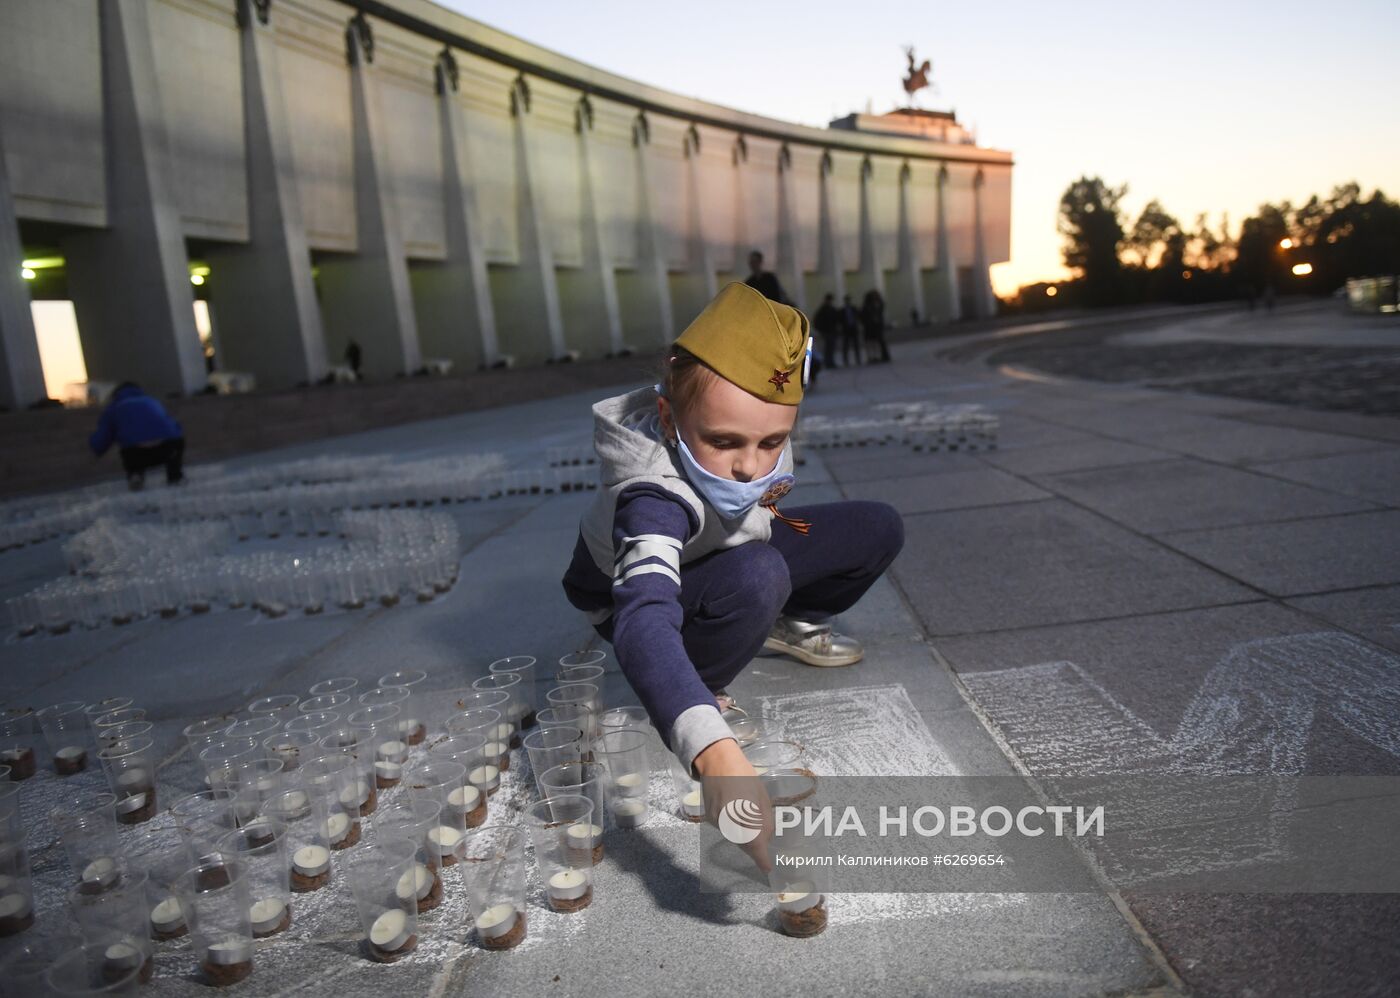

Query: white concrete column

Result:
[684,125,718,303]
[728,135,750,280]
[0,128,45,409]
[486,73,566,364]
[931,163,961,322]
[774,143,806,311]
[316,13,421,379]
[971,167,998,319]
[568,94,625,356]
[419,47,499,369]
[816,151,845,303]
[856,154,885,299]
[629,111,675,347]
[61,0,205,396]
[207,0,327,388]
[896,161,926,322]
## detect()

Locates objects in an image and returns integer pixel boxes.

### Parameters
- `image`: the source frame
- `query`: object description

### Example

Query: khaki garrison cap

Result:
[674,282,811,405]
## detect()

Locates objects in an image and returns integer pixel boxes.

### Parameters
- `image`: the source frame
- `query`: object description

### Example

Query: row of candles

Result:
[0,652,826,992]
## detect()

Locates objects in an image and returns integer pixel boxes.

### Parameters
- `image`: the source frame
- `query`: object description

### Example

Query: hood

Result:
[592,387,685,487]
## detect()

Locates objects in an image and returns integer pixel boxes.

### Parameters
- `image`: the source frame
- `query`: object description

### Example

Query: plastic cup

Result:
[51,791,123,890]
[487,656,538,727]
[556,663,605,689]
[0,934,80,994]
[523,726,584,795]
[0,831,35,937]
[262,788,334,894]
[0,781,21,841]
[347,705,406,790]
[296,754,362,851]
[118,817,193,940]
[97,737,158,825]
[429,733,499,805]
[342,839,419,962]
[454,825,528,950]
[308,676,357,698]
[261,729,317,774]
[594,729,651,829]
[83,699,134,733]
[546,683,602,732]
[405,758,481,852]
[743,739,806,777]
[43,941,146,995]
[246,695,299,727]
[524,796,595,913]
[537,761,607,862]
[668,754,706,822]
[0,708,38,781]
[224,716,278,746]
[297,693,350,715]
[372,799,444,914]
[92,709,145,750]
[182,717,233,760]
[472,673,528,742]
[216,818,293,938]
[376,669,429,745]
[557,649,607,672]
[317,727,376,817]
[174,857,256,986]
[445,708,510,775]
[67,867,155,984]
[771,867,829,938]
[37,701,92,776]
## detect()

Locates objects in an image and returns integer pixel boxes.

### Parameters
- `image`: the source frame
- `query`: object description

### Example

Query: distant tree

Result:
[1126,200,1182,269]
[1233,202,1292,294]
[1057,177,1126,305]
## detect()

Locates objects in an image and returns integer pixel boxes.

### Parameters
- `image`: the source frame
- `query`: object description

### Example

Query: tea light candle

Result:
[376,740,406,762]
[117,769,148,791]
[55,745,86,764]
[447,785,480,815]
[395,863,434,902]
[103,941,143,971]
[369,908,410,951]
[249,897,286,934]
[206,940,253,966]
[322,812,352,845]
[0,891,31,921]
[476,903,516,939]
[467,764,500,791]
[396,718,423,738]
[489,723,514,743]
[339,780,370,808]
[611,798,648,828]
[242,817,274,844]
[777,884,820,913]
[427,825,461,858]
[81,856,120,890]
[681,788,705,817]
[614,773,645,796]
[507,702,527,722]
[565,823,603,848]
[483,740,508,759]
[375,760,403,782]
[150,896,185,933]
[282,790,309,812]
[292,845,330,878]
[547,869,588,901]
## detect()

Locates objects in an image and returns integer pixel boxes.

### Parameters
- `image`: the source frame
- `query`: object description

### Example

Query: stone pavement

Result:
[3,307,1399,996]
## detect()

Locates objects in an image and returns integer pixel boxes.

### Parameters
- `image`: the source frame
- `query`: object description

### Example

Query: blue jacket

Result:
[89,385,183,456]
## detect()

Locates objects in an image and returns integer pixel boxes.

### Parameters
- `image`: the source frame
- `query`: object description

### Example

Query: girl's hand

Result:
[693,737,774,873]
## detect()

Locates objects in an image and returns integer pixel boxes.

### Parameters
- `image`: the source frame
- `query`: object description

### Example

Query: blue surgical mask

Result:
[672,433,796,521]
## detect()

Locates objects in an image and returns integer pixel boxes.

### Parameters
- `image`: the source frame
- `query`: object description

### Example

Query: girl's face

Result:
[659,375,797,482]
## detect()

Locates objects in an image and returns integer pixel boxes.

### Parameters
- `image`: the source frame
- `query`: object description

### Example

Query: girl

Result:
[561,282,904,798]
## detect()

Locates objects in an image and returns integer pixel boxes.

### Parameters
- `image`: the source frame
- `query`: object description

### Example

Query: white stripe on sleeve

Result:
[613,561,681,588]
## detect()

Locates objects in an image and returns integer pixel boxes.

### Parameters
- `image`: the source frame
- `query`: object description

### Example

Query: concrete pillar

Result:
[816,151,845,304]
[316,13,421,379]
[485,74,566,364]
[559,94,624,357]
[971,167,998,319]
[855,154,885,300]
[61,0,205,396]
[774,144,806,311]
[930,163,961,322]
[621,111,674,348]
[410,47,498,370]
[726,135,750,282]
[0,129,46,409]
[684,125,718,303]
[895,161,926,322]
[206,0,327,389]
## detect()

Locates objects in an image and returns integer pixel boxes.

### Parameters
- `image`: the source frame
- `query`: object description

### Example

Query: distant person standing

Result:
[814,293,842,370]
[345,339,363,380]
[861,289,891,364]
[88,382,185,491]
[840,294,862,367]
[744,250,791,306]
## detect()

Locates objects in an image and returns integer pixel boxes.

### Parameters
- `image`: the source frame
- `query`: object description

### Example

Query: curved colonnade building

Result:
[0,0,1011,408]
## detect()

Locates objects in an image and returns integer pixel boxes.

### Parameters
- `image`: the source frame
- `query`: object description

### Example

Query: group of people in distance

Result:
[743,250,893,384]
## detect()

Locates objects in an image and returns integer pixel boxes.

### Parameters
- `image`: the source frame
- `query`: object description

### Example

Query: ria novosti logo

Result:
[717,798,764,844]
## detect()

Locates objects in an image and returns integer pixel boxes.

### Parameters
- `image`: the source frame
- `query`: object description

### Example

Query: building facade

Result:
[0,0,1013,407]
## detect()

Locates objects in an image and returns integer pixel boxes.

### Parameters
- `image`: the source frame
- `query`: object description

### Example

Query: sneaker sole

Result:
[762,637,863,668]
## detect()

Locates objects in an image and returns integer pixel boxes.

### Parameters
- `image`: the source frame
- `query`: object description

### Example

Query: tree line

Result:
[1006,178,1400,311]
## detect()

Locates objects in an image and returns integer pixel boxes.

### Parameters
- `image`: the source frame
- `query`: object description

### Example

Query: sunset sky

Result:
[446,0,1400,297]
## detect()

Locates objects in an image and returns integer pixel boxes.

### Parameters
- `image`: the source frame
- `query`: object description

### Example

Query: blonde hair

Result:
[659,345,719,417]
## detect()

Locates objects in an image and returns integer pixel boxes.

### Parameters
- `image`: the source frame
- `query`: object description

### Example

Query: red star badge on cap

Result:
[768,368,793,392]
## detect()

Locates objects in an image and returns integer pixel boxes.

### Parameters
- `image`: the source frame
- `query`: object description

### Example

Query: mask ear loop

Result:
[801,335,813,388]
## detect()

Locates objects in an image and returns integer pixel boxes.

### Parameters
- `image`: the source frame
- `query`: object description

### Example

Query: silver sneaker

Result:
[763,616,864,667]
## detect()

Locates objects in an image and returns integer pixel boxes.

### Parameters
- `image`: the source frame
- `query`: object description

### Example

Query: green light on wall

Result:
[21,267,36,280]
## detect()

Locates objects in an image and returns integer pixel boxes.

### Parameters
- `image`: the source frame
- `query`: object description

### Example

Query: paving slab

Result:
[1160,510,1400,596]
[1037,458,1376,535]
[1141,421,1388,466]
[894,500,1255,636]
[982,438,1174,477]
[840,467,1052,516]
[1255,448,1400,507]
[1286,584,1400,654]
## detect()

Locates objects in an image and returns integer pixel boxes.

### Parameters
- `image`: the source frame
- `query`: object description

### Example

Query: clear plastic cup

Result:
[487,656,537,728]
[283,710,341,746]
[452,689,514,748]
[405,757,481,851]
[36,701,92,776]
[245,695,299,727]
[175,856,256,986]
[92,709,145,749]
[169,789,241,863]
[762,767,818,807]
[347,705,406,790]
[537,761,607,862]
[83,699,134,733]
[557,649,607,672]
[722,707,788,748]
[43,940,146,995]
[0,708,38,781]
[523,796,595,913]
[376,669,429,745]
[182,717,233,760]
[472,673,528,742]
[307,677,357,699]
[0,831,35,937]
[342,839,419,962]
[261,729,317,774]
[668,754,706,822]
[546,683,602,732]
[317,727,376,817]
[771,867,829,938]
[262,788,333,894]
[224,716,278,746]
[429,733,500,802]
[454,825,528,951]
[445,708,510,775]
[118,817,193,940]
[372,799,444,914]
[98,736,159,825]
[51,791,122,890]
[0,781,21,842]
[522,726,584,795]
[297,694,350,716]
[215,818,293,938]
[0,933,79,994]
[67,866,155,984]
[555,663,605,689]
[297,754,362,851]
[743,739,807,777]
[594,729,651,829]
